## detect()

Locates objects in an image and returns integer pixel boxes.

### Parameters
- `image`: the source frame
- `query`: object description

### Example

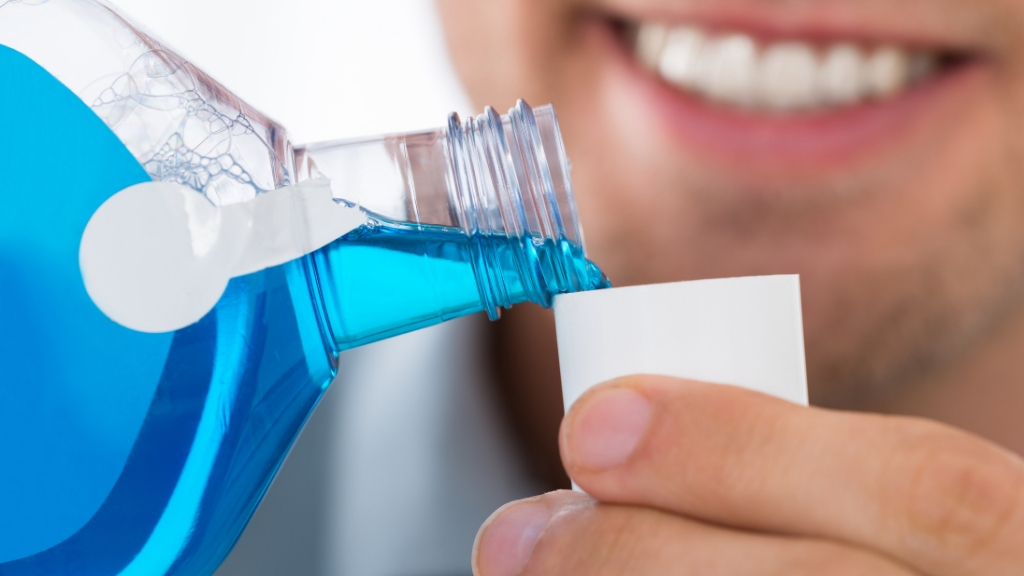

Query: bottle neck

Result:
[445,101,606,319]
[294,101,608,354]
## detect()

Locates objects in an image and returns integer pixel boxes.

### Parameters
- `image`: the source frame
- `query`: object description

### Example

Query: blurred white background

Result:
[113,0,473,142]
[106,2,538,576]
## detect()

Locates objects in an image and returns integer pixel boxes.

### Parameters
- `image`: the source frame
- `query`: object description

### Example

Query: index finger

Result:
[560,376,1024,576]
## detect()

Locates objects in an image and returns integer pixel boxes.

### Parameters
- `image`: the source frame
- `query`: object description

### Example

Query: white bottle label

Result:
[79,178,366,333]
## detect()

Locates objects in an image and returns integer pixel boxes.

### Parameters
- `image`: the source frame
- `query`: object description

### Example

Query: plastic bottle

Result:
[0,1,608,574]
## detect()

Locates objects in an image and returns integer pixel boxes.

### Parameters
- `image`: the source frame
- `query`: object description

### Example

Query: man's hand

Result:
[472,376,1024,575]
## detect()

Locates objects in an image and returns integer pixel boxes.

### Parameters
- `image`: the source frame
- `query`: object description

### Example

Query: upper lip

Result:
[588,0,989,56]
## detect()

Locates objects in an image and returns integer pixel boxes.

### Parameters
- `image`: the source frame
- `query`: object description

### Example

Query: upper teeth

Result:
[635,24,939,112]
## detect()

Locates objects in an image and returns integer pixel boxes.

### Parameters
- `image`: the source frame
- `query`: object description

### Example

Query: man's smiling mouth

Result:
[624,22,972,115]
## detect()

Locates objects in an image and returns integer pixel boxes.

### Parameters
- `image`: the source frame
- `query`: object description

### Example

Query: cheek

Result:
[437,0,580,112]
[832,76,1024,284]
[796,89,1024,383]
[545,25,707,285]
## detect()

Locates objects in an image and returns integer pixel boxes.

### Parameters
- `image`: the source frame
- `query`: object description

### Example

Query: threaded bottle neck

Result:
[445,101,606,319]
[297,101,608,355]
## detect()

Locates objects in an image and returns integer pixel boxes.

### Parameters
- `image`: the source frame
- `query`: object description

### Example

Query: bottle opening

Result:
[446,100,608,319]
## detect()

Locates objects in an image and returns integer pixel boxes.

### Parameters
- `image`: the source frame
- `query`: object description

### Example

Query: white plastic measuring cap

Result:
[554,275,809,412]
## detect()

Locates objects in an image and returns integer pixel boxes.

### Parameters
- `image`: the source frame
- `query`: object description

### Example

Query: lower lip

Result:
[599,24,988,173]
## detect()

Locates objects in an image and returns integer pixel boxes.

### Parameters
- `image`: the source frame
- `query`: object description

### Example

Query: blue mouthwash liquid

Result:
[315,219,610,350]
[0,43,607,575]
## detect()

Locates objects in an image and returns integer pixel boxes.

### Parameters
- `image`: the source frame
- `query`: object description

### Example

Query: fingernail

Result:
[569,387,652,470]
[475,501,551,576]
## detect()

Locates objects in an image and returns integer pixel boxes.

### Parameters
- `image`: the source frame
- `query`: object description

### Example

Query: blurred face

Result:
[438,0,1024,405]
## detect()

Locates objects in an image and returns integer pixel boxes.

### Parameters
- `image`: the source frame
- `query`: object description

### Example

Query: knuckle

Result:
[896,431,1024,556]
